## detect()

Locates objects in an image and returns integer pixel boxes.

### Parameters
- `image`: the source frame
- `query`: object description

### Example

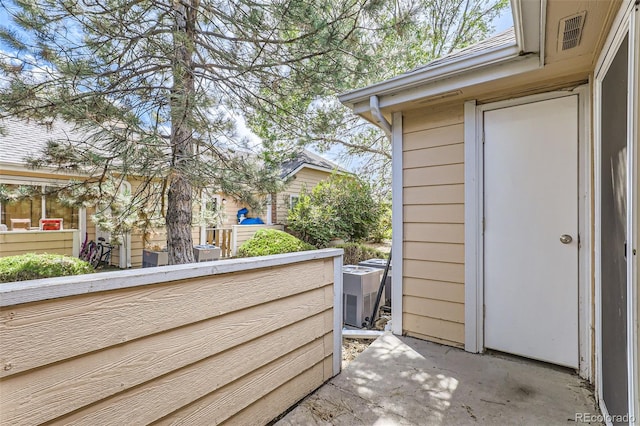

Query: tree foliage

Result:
[0,0,397,263]
[237,228,314,257]
[250,0,509,197]
[288,174,380,247]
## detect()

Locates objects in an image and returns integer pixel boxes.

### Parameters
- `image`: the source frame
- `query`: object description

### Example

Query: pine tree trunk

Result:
[166,0,198,264]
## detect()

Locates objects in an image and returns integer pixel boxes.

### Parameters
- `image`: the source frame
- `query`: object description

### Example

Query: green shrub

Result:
[0,253,94,283]
[287,174,381,247]
[237,229,315,257]
[335,243,388,266]
[369,202,392,243]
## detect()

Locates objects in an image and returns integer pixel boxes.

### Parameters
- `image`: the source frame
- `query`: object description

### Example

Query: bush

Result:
[288,174,381,247]
[237,229,315,257]
[335,243,388,266]
[0,253,94,283]
[369,202,392,243]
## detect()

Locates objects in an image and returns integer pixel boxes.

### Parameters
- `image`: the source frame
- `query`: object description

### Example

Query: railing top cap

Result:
[0,248,343,307]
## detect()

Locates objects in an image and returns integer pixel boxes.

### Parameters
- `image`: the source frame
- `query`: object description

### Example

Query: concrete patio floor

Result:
[276,333,601,425]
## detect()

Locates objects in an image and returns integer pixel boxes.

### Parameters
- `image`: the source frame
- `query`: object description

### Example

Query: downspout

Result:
[370,96,392,137]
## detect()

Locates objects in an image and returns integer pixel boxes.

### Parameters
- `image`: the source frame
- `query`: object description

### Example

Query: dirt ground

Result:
[341,338,373,369]
[363,240,391,254]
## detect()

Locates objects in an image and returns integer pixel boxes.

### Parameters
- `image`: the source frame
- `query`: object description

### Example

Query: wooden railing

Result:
[0,229,80,258]
[204,227,233,258]
[0,250,343,425]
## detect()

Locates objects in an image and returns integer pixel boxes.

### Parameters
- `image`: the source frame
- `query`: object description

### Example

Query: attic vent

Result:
[558,11,587,51]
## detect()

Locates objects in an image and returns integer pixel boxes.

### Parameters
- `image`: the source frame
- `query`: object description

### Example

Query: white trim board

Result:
[593,1,638,422]
[0,248,344,307]
[283,163,348,179]
[464,88,591,379]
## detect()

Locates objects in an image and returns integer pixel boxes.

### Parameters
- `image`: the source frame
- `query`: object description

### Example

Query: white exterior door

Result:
[484,95,579,368]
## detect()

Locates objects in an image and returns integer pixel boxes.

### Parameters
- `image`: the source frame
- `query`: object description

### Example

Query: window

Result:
[289,194,300,209]
[0,184,78,230]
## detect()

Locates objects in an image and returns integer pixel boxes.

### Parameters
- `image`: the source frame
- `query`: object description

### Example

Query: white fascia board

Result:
[284,163,349,179]
[351,53,540,114]
[0,162,88,179]
[339,44,522,108]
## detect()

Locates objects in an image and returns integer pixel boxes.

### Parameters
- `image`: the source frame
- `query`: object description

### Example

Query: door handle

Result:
[560,234,573,244]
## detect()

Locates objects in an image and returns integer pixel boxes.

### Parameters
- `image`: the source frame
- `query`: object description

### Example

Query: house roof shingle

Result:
[0,119,346,179]
[279,149,347,178]
[0,117,81,166]
[404,27,516,76]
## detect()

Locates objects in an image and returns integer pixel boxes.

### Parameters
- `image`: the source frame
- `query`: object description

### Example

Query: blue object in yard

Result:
[236,207,264,225]
[237,208,249,220]
[240,217,264,225]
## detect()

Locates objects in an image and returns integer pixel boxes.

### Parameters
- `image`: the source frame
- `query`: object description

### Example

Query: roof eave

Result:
[338,43,521,108]
[338,0,544,110]
[284,163,349,179]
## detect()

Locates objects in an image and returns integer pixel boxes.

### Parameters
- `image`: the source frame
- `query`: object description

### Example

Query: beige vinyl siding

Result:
[0,229,78,258]
[0,257,336,425]
[276,167,332,224]
[402,103,465,347]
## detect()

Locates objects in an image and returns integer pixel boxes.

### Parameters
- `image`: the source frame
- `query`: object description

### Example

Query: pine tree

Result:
[0,0,386,263]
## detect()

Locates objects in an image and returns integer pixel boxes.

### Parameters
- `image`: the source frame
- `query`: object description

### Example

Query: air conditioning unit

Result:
[358,258,392,307]
[342,265,383,328]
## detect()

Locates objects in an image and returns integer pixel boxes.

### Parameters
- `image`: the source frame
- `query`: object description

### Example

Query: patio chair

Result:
[10,218,31,230]
[39,218,63,231]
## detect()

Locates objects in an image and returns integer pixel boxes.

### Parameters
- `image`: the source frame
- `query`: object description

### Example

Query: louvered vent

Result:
[558,11,587,51]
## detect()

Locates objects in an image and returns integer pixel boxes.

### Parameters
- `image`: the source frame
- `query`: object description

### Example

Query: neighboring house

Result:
[339,0,638,421]
[0,119,342,265]
[274,149,348,224]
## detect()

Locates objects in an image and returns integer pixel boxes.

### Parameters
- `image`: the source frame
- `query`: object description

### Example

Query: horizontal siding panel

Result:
[404,259,464,283]
[403,184,464,205]
[403,313,464,344]
[403,296,464,323]
[403,164,464,187]
[404,223,464,244]
[405,330,464,348]
[403,143,464,169]
[147,338,327,426]
[1,248,73,257]
[225,361,325,425]
[50,330,328,425]
[0,231,76,244]
[403,105,464,134]
[404,242,464,263]
[0,255,339,425]
[0,259,333,378]
[403,123,464,152]
[404,204,464,224]
[404,277,465,303]
[0,290,332,425]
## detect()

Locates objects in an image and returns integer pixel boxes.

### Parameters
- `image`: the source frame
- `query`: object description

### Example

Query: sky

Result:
[0,1,515,173]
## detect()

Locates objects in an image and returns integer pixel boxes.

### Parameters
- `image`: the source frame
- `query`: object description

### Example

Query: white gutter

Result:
[339,43,521,107]
[370,96,392,137]
[338,0,543,110]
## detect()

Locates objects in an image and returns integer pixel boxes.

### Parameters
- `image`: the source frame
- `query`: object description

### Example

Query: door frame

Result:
[593,1,639,422]
[464,86,591,379]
